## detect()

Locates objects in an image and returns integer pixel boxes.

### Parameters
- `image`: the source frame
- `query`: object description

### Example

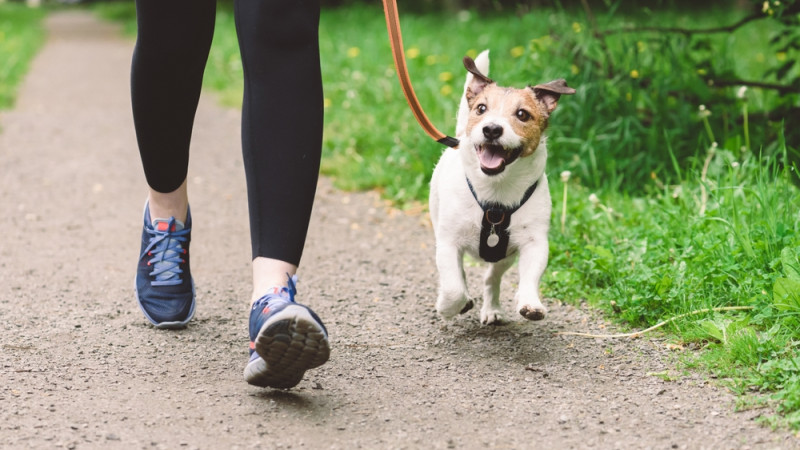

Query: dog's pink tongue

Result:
[479,146,505,170]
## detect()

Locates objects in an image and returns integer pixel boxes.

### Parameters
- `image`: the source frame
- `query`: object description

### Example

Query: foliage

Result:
[0,3,46,110]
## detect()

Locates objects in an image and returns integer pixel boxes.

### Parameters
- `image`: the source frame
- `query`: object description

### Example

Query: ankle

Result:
[251,257,298,305]
[148,181,188,223]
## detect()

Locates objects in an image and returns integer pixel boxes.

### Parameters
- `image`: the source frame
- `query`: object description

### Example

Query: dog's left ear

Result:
[464,56,494,102]
[531,79,576,114]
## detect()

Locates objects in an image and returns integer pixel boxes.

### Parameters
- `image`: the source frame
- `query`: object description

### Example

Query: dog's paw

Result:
[436,294,472,319]
[459,299,475,314]
[518,304,547,321]
[480,308,505,326]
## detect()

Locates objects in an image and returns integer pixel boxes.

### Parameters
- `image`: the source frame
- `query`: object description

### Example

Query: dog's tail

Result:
[455,49,490,138]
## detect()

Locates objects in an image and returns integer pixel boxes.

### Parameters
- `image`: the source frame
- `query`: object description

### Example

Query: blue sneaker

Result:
[134,203,195,329]
[244,275,330,388]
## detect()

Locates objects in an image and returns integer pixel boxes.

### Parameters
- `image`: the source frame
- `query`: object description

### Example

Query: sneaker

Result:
[244,275,330,389]
[134,203,196,329]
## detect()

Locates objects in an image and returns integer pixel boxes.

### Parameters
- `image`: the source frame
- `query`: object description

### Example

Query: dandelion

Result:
[440,85,453,96]
[347,47,360,58]
[466,49,478,59]
[732,161,740,169]
[560,171,571,182]
[510,46,525,58]
[630,69,640,79]
[636,41,646,53]
[777,52,787,61]
[572,22,582,33]
[425,55,437,65]
[323,98,332,108]
[763,1,770,12]
[438,72,453,82]
[570,64,580,75]
[589,193,599,205]
[736,86,747,99]
[407,47,420,59]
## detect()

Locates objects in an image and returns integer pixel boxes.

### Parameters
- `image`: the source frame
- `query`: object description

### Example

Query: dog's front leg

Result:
[481,256,515,325]
[435,244,473,318]
[516,237,549,321]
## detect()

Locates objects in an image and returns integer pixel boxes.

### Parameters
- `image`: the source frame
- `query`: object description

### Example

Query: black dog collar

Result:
[465,177,539,262]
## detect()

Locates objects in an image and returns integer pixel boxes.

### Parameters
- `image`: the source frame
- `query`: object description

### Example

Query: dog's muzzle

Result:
[476,143,523,175]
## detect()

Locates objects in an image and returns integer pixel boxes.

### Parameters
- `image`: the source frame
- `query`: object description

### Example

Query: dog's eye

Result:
[516,109,531,122]
[476,104,487,115]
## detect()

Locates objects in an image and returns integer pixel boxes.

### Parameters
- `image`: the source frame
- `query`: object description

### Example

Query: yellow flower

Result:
[425,55,437,65]
[440,85,453,96]
[347,47,360,58]
[570,64,579,75]
[572,22,582,33]
[407,47,420,59]
[324,98,332,108]
[630,69,640,79]
[697,68,707,75]
[637,41,646,52]
[777,52,787,61]
[510,46,525,58]
[438,72,453,82]
[466,49,478,59]
[625,92,632,102]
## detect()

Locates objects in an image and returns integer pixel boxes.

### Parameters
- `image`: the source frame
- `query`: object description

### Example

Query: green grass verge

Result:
[0,3,46,110]
[93,1,800,429]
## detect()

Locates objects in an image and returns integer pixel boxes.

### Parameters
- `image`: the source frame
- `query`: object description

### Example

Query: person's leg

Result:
[131,0,216,328]
[131,0,216,222]
[234,0,324,302]
[235,0,329,388]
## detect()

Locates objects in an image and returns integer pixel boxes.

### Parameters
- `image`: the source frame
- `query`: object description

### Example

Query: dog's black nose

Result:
[483,124,503,140]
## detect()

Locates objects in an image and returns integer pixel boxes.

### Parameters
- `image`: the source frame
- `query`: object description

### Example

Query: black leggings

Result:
[131,0,323,266]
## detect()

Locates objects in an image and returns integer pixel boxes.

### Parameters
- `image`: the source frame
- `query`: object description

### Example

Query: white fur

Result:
[429,50,551,325]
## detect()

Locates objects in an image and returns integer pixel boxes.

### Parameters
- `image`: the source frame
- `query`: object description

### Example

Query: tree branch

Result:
[599,13,762,37]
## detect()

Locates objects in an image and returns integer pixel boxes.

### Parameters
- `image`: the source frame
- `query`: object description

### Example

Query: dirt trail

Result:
[1,11,797,450]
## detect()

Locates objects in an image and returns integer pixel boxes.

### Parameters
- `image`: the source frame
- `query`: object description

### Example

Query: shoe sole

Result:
[133,277,196,330]
[244,305,330,389]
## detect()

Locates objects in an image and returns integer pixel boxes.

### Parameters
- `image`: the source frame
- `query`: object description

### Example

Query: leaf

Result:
[586,245,615,273]
[776,60,798,81]
[773,277,800,312]
[699,319,726,343]
[781,247,800,281]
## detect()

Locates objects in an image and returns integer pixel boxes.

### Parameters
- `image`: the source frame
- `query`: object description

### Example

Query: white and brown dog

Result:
[429,51,575,325]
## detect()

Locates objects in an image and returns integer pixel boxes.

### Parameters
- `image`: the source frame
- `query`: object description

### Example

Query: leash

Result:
[382,0,460,148]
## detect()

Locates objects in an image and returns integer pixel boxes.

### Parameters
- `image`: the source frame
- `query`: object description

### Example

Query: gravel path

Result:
[1,11,797,450]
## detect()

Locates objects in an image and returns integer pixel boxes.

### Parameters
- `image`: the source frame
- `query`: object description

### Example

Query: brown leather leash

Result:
[382,0,460,148]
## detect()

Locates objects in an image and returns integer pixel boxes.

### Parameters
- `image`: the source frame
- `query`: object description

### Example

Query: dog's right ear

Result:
[464,56,493,102]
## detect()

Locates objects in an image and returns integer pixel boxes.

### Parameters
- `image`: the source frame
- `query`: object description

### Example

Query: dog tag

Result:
[487,231,500,247]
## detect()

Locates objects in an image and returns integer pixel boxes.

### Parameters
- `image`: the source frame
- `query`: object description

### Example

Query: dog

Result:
[429,50,575,325]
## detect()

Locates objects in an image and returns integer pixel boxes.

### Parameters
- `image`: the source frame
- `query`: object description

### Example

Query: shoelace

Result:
[252,274,299,310]
[140,217,190,286]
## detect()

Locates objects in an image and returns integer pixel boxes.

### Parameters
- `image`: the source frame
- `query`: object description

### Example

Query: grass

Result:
[0,3,46,110]
[89,1,800,429]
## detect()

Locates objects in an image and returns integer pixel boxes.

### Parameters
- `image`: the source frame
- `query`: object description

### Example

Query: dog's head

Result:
[462,56,575,176]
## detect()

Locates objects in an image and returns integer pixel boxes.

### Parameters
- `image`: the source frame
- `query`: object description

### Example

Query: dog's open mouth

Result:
[476,144,523,175]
